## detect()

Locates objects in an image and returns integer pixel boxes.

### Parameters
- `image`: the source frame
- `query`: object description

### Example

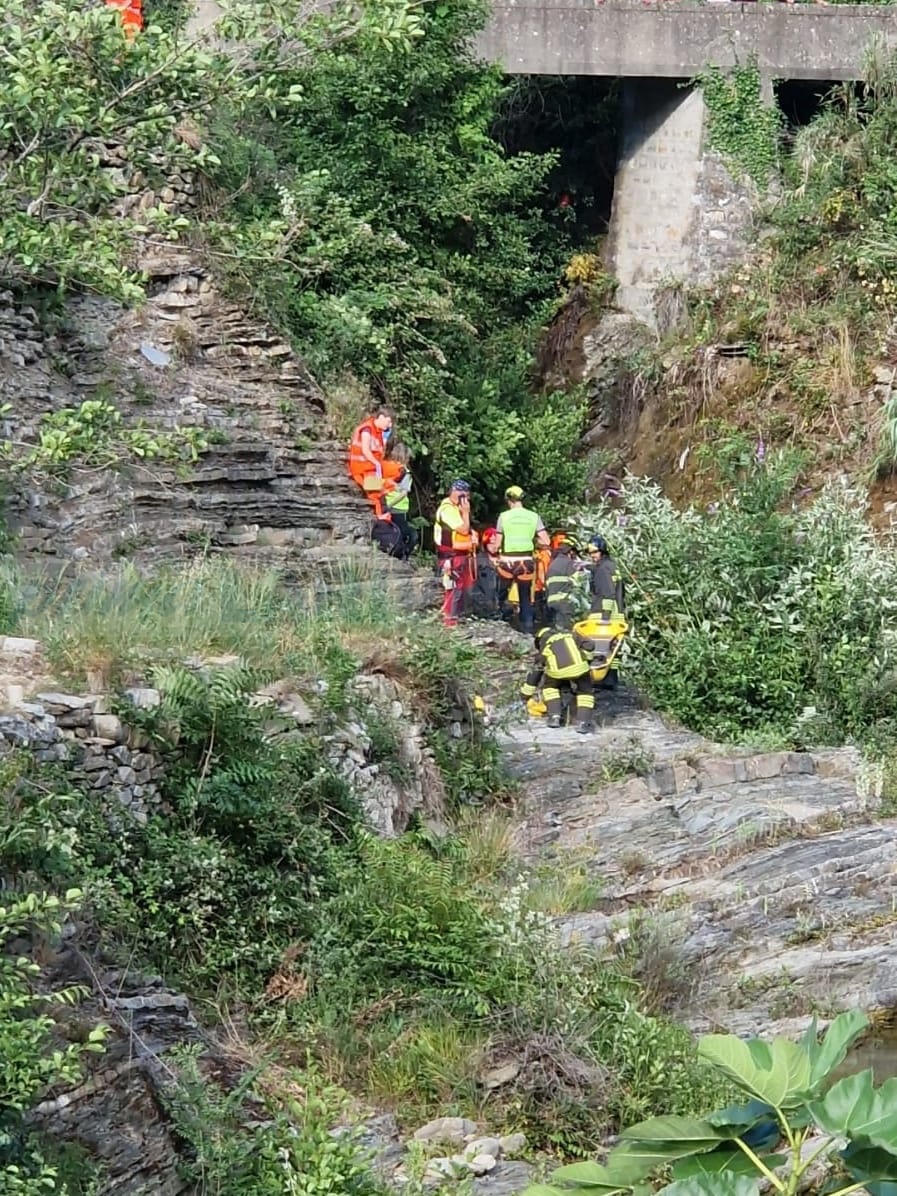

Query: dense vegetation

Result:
[8,4,897,1195]
[0,563,726,1193]
[633,54,897,491]
[0,0,598,514]
[589,449,897,748]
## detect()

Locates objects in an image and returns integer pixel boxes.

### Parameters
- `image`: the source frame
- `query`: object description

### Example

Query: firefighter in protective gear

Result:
[434,480,476,627]
[348,407,405,509]
[520,627,596,733]
[544,536,583,631]
[586,535,625,617]
[495,485,550,635]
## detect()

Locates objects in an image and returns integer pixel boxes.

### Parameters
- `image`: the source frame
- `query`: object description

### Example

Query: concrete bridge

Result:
[476,2,897,83]
[482,4,895,325]
[187,1,895,326]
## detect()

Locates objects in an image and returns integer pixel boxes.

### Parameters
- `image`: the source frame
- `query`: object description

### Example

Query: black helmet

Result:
[587,534,608,554]
[536,627,553,649]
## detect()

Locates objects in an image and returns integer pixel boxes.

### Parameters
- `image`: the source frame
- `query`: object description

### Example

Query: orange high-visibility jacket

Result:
[105,0,143,36]
[349,418,387,473]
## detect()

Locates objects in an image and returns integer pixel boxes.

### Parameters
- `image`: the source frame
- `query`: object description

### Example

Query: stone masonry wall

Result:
[0,640,165,821]
[607,80,754,329]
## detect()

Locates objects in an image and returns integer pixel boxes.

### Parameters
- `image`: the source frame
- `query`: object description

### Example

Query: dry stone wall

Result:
[0,681,165,823]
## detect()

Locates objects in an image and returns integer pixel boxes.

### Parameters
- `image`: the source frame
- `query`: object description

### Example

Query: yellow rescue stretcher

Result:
[526,610,629,718]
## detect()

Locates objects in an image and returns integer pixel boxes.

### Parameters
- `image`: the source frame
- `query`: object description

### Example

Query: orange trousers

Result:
[349,454,406,507]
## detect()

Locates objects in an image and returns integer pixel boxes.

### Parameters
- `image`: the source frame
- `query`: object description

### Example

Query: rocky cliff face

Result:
[0,247,378,570]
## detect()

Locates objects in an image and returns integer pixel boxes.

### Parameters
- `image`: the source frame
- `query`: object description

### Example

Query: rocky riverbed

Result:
[498,681,897,1042]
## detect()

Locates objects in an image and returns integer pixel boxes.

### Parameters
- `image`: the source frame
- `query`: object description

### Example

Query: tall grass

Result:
[16,556,409,683]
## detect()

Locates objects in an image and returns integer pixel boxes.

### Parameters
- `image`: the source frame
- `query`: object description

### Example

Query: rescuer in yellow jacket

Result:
[520,628,595,733]
[496,485,550,635]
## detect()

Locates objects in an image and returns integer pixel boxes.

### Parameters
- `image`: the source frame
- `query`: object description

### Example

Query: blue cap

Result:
[450,479,471,493]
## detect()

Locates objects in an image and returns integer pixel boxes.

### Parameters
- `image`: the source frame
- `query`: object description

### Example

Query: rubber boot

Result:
[575,718,595,735]
[547,714,561,728]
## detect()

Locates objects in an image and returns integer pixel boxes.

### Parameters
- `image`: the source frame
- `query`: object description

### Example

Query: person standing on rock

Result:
[520,627,595,733]
[348,406,405,508]
[434,480,477,628]
[495,485,550,636]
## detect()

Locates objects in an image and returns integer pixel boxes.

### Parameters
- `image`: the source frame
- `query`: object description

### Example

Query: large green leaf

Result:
[699,1033,811,1107]
[799,1010,869,1092]
[810,1069,897,1147]
[609,1141,719,1174]
[707,1100,776,1134]
[610,1116,725,1173]
[619,1116,725,1145]
[842,1142,897,1183]
[672,1150,787,1180]
[548,1158,646,1192]
[657,1175,761,1196]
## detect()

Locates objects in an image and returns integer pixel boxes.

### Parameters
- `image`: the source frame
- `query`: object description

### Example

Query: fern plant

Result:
[148,662,282,836]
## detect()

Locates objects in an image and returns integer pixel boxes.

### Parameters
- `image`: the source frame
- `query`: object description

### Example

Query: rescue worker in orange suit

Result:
[520,627,596,734]
[495,485,550,636]
[105,0,143,37]
[348,407,405,509]
[434,480,477,628]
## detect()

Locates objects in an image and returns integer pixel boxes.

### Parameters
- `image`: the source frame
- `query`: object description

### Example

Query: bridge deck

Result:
[476,2,897,81]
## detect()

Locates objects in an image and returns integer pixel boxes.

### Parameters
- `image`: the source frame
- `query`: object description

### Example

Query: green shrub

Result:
[588,451,897,744]
[0,768,105,1195]
[206,0,584,510]
[304,834,512,1016]
[165,1051,389,1196]
[296,834,726,1153]
[78,664,363,990]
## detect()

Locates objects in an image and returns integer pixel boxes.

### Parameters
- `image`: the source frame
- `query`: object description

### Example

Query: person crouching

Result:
[520,627,596,733]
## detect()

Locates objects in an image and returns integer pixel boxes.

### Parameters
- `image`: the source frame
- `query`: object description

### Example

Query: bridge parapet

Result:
[477,2,897,82]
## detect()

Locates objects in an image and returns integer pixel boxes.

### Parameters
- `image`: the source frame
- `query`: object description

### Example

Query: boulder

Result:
[413,1115,479,1145]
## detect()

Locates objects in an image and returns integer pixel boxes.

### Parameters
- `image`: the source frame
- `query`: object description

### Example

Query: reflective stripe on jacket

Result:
[545,554,576,606]
[541,631,588,680]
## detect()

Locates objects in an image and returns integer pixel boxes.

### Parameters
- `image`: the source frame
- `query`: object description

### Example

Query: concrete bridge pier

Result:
[607,79,754,330]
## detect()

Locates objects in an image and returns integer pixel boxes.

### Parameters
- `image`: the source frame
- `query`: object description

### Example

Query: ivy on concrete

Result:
[694,61,782,187]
